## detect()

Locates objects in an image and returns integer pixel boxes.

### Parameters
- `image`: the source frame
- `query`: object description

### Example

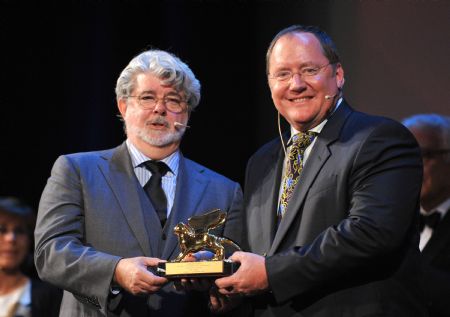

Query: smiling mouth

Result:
[288,96,313,102]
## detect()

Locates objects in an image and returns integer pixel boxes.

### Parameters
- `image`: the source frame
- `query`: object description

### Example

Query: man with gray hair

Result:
[402,113,450,317]
[34,49,243,316]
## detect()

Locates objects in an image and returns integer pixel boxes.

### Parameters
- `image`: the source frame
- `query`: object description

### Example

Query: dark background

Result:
[1,0,449,212]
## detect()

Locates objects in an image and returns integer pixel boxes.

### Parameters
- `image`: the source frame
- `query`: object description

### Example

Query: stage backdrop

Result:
[1,0,448,210]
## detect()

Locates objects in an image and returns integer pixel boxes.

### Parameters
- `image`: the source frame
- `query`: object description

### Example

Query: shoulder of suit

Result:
[248,108,412,160]
[61,146,119,163]
[249,136,281,160]
[341,108,413,138]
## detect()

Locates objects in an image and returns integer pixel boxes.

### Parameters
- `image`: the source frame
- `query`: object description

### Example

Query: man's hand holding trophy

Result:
[156,208,243,314]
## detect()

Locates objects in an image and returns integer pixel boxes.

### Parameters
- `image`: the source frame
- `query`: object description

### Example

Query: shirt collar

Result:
[420,198,450,218]
[126,139,180,177]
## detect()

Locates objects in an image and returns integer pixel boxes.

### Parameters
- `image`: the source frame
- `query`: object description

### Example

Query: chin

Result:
[289,116,316,127]
[0,261,20,269]
[139,129,183,147]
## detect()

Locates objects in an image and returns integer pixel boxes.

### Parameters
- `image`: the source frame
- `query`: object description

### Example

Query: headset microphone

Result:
[174,122,191,129]
[325,84,343,100]
[277,112,287,156]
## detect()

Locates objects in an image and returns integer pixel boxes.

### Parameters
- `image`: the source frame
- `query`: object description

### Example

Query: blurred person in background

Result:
[403,113,450,317]
[0,197,61,317]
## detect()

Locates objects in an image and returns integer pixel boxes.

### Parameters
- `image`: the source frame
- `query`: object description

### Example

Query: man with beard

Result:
[34,49,243,317]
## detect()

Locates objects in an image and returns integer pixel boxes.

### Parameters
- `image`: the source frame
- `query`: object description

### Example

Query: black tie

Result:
[419,212,441,232]
[143,161,170,227]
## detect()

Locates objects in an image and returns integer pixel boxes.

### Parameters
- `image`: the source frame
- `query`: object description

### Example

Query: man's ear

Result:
[339,77,345,90]
[335,63,344,89]
[118,98,128,118]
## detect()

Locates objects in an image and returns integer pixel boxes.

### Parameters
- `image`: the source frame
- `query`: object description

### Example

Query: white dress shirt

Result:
[419,198,450,251]
[126,139,179,216]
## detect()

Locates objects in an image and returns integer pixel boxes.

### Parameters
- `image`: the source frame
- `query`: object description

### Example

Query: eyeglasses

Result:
[268,63,332,82]
[421,149,450,160]
[128,94,187,114]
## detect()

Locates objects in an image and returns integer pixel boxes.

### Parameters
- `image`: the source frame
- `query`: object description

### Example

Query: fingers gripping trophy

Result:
[157,209,241,278]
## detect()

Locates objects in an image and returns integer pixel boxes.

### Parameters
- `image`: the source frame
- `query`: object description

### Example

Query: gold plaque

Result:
[157,209,241,278]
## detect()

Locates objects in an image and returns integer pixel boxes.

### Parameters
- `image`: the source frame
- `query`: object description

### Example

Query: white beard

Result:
[133,125,184,147]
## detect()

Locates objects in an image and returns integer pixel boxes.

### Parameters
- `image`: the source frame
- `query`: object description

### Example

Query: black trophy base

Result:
[156,260,239,279]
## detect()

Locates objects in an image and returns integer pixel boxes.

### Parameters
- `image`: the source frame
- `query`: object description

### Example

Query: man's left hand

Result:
[215,251,269,296]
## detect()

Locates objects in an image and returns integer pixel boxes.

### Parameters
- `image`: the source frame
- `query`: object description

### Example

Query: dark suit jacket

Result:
[31,278,62,317]
[421,210,450,317]
[34,142,243,316]
[242,102,428,316]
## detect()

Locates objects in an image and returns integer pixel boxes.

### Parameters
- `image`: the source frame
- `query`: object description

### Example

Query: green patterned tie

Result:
[278,131,317,222]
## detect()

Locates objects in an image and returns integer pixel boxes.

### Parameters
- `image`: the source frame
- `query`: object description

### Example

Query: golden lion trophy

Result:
[157,208,241,278]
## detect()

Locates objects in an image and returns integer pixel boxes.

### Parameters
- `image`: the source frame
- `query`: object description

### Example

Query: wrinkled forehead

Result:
[133,72,184,95]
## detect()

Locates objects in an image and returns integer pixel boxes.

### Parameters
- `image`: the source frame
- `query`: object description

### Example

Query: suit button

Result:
[162,233,167,240]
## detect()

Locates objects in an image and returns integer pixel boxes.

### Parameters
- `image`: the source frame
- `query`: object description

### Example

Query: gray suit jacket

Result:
[34,142,243,317]
[242,102,428,316]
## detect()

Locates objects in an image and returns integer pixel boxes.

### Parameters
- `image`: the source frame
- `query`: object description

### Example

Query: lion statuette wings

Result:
[173,208,241,262]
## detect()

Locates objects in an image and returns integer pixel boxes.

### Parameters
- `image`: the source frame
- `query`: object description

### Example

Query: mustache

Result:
[145,116,169,127]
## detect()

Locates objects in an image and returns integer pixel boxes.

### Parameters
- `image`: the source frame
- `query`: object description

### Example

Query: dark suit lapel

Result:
[98,142,159,256]
[253,137,286,255]
[162,155,209,260]
[270,102,353,255]
[246,136,286,256]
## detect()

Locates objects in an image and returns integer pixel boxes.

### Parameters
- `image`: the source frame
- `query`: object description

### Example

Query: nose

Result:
[289,73,306,90]
[3,231,17,242]
[152,100,167,115]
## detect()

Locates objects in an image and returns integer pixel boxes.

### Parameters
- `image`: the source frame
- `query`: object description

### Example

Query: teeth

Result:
[290,97,309,102]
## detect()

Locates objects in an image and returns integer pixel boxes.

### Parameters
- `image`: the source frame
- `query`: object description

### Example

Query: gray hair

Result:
[402,113,450,162]
[115,49,201,111]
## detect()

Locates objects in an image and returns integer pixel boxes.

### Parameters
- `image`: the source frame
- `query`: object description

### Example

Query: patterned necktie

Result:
[143,160,170,227]
[278,131,317,222]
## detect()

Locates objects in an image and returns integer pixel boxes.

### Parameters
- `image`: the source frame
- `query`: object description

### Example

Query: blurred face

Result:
[118,73,189,152]
[268,32,344,131]
[0,213,30,273]
[409,126,450,211]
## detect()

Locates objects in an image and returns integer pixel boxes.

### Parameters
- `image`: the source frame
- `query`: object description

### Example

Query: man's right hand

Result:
[113,257,168,295]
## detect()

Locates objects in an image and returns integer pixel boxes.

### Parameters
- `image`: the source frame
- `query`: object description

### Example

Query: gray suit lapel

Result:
[162,156,209,260]
[99,142,160,256]
[269,103,352,255]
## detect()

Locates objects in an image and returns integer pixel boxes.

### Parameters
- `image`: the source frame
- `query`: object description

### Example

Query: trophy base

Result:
[156,260,239,279]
